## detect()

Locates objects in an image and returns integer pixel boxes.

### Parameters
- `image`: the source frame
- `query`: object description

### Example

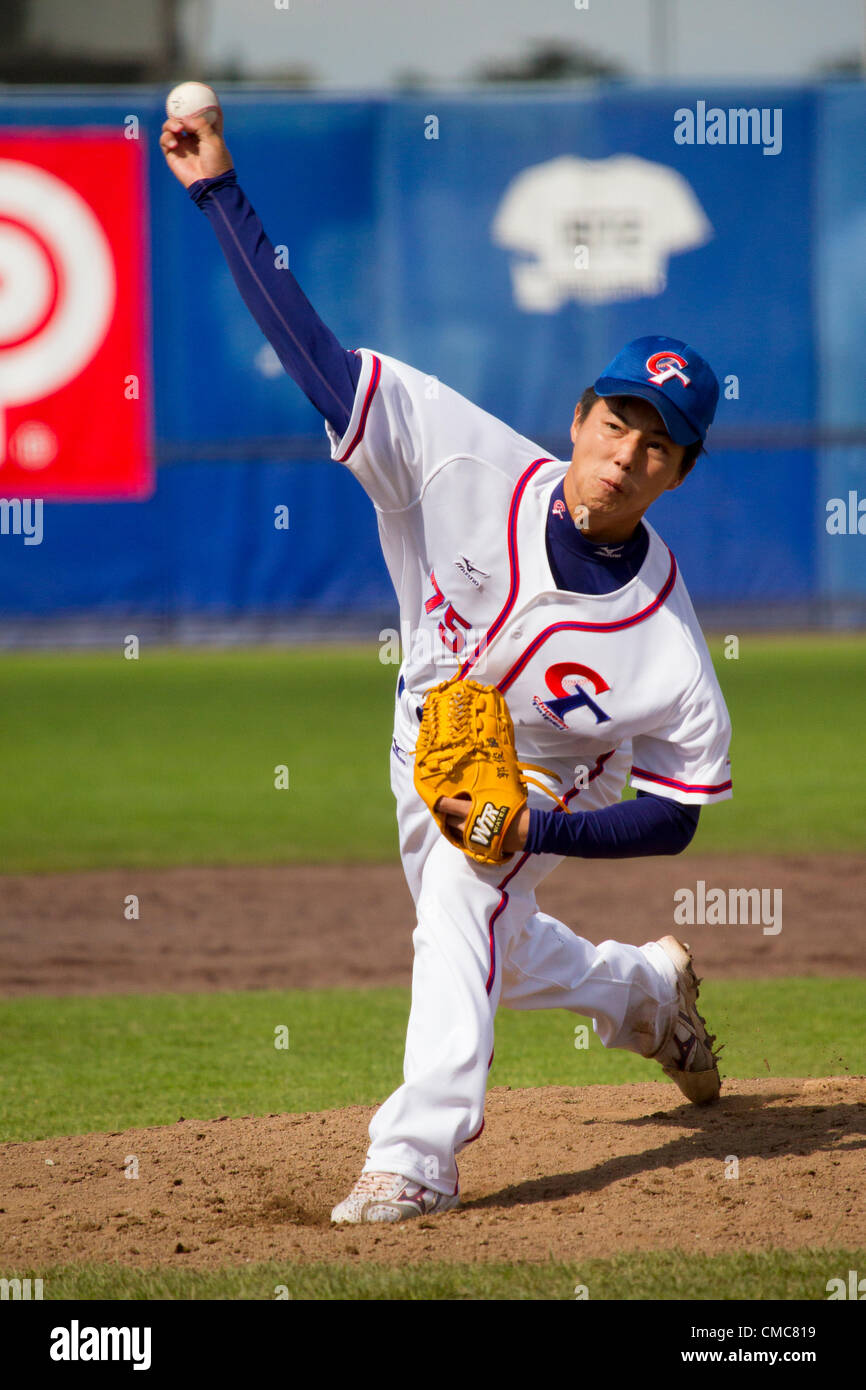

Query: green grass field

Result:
[11,1250,864,1301]
[0,634,864,872]
[1,636,862,1300]
[3,978,863,1300]
[1,979,863,1143]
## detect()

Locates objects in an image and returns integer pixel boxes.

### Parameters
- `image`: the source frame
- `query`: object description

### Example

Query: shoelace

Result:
[518,760,570,813]
[349,1171,401,1197]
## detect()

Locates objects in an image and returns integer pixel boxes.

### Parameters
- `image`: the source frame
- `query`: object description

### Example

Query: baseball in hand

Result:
[166,82,220,125]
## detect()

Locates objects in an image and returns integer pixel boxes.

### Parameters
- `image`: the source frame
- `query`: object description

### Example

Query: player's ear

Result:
[570,403,582,444]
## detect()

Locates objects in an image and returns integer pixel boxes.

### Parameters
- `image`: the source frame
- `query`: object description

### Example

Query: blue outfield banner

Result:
[0,85,861,625]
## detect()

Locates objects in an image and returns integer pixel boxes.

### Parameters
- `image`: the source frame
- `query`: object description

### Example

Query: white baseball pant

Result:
[363,698,680,1196]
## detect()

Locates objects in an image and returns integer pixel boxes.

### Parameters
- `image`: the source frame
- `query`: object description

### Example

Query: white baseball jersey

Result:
[326,349,732,815]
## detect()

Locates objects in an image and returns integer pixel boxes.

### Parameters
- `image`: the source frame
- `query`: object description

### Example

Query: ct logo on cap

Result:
[646,350,690,389]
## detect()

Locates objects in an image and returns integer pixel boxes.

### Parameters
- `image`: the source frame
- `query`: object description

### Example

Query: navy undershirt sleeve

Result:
[525,791,700,858]
[188,169,361,436]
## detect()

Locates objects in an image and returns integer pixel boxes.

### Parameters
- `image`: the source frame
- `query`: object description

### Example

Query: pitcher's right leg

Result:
[499,906,681,1056]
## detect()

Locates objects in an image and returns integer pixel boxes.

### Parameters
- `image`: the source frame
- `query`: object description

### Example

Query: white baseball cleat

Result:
[650,936,722,1105]
[330,1171,460,1225]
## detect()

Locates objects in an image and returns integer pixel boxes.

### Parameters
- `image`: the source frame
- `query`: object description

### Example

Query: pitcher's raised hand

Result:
[159,110,233,190]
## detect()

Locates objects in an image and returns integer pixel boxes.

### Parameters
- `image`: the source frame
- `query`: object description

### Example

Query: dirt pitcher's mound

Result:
[1,1078,863,1270]
[2,855,865,997]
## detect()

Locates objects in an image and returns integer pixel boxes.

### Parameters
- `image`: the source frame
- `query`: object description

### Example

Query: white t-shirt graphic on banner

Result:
[492,154,712,310]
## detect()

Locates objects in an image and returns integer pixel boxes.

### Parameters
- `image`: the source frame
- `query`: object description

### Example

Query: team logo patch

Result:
[646,350,691,388]
[469,801,508,848]
[552,498,568,519]
[533,661,611,728]
[454,555,490,588]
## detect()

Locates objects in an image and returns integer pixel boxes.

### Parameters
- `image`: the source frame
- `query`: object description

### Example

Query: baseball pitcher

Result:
[160,105,732,1226]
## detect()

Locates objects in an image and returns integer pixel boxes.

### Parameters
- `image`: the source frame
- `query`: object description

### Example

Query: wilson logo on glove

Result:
[469,802,508,848]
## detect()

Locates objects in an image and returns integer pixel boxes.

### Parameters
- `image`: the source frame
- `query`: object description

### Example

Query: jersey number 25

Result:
[424,571,471,654]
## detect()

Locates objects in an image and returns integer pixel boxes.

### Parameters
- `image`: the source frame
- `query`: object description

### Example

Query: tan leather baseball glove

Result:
[413,676,569,866]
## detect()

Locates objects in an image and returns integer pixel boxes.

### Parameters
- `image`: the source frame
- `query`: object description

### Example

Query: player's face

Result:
[566,397,688,542]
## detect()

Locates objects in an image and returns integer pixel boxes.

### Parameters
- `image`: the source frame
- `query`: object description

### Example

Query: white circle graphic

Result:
[10,420,59,469]
[0,220,55,343]
[0,159,116,460]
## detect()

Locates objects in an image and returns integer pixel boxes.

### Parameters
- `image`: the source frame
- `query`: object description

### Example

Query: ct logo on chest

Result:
[532,661,612,728]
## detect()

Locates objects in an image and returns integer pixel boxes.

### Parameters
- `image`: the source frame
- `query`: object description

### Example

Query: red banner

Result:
[0,131,153,499]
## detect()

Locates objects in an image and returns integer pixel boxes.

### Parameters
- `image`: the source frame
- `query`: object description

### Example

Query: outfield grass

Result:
[0,647,397,873]
[691,633,866,854]
[0,635,863,872]
[7,1249,865,1300]
[1,978,862,1142]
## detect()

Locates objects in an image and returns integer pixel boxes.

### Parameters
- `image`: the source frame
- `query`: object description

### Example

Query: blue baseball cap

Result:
[594,335,719,446]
